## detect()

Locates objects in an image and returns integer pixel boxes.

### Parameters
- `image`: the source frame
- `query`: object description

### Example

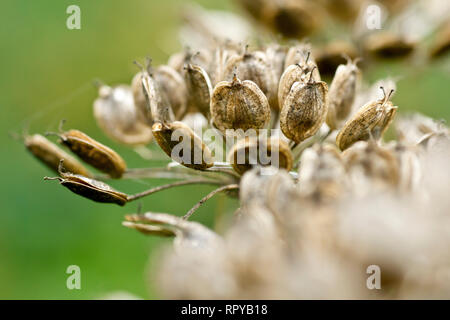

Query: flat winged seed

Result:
[326,58,360,130]
[57,129,127,178]
[154,65,188,119]
[93,84,153,146]
[25,134,91,177]
[336,88,397,151]
[228,136,293,175]
[223,50,278,110]
[211,75,271,132]
[184,64,213,117]
[152,121,213,170]
[280,76,328,144]
[278,64,305,110]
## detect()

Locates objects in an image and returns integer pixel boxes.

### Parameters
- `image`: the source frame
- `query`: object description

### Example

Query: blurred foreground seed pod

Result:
[44,161,128,206]
[280,71,329,143]
[223,49,278,110]
[388,143,422,192]
[93,84,153,146]
[396,113,449,146]
[154,65,188,119]
[314,41,359,77]
[211,74,271,132]
[429,20,450,59]
[228,136,293,175]
[184,63,213,117]
[363,32,415,59]
[326,57,360,130]
[50,125,127,178]
[152,121,213,170]
[336,87,397,151]
[25,134,91,177]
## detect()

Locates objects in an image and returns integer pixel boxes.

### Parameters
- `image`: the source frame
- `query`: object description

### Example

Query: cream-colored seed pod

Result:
[284,47,320,81]
[154,66,188,119]
[223,50,278,110]
[280,71,328,144]
[228,136,293,175]
[131,72,149,125]
[326,57,360,130]
[265,44,288,82]
[211,74,271,132]
[184,64,213,117]
[93,85,153,146]
[336,88,397,151]
[278,63,305,110]
[152,121,213,170]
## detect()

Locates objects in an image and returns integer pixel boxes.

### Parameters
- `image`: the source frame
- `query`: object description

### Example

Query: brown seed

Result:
[211,74,271,132]
[228,136,293,175]
[280,71,329,143]
[184,63,213,117]
[51,125,127,178]
[326,57,360,130]
[223,49,278,110]
[44,160,128,206]
[25,134,91,177]
[93,84,153,146]
[152,121,213,170]
[336,87,397,151]
[154,65,188,119]
[363,32,415,59]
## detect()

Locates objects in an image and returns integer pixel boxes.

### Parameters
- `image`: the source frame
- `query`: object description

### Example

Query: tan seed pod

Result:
[131,72,150,124]
[228,136,293,175]
[265,44,288,82]
[44,161,128,206]
[25,134,91,177]
[280,71,329,143]
[278,63,305,110]
[154,65,188,119]
[184,63,213,117]
[223,49,278,110]
[284,47,320,81]
[211,74,271,132]
[363,32,415,59]
[326,57,360,130]
[152,121,213,170]
[51,125,127,178]
[93,84,153,146]
[168,49,212,75]
[336,87,397,151]
[429,20,450,59]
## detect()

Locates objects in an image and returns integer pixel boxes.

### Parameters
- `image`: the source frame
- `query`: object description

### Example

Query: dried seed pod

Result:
[265,44,288,82]
[168,49,212,75]
[152,121,213,170]
[314,41,359,77]
[131,72,150,124]
[93,84,153,145]
[280,71,329,143]
[25,134,91,177]
[184,63,213,117]
[336,87,397,151]
[211,74,271,132]
[363,32,415,59]
[154,66,188,119]
[284,46,320,81]
[44,161,128,206]
[209,46,237,87]
[326,57,360,130]
[228,136,293,175]
[388,143,421,192]
[278,63,305,110]
[429,20,450,59]
[51,125,127,178]
[223,49,278,110]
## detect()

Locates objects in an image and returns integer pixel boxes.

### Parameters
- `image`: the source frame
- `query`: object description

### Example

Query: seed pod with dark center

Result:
[326,57,360,130]
[278,63,305,110]
[363,32,415,59]
[50,124,127,178]
[93,84,153,146]
[228,136,293,175]
[314,41,359,77]
[154,65,188,119]
[336,87,397,151]
[223,49,278,110]
[152,121,213,170]
[25,134,91,177]
[184,63,213,117]
[429,20,450,59]
[44,160,128,206]
[211,74,271,132]
[280,71,329,144]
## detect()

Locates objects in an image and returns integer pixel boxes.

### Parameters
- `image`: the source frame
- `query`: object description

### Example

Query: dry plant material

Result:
[429,20,450,59]
[184,63,213,117]
[336,87,397,151]
[211,74,271,132]
[280,70,328,144]
[314,41,359,77]
[363,32,415,59]
[278,63,305,110]
[154,65,188,119]
[284,47,320,81]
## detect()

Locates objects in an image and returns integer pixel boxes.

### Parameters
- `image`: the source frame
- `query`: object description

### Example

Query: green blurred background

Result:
[0,0,448,299]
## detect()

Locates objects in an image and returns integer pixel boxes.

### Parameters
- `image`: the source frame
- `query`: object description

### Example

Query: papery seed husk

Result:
[25,134,91,177]
[326,58,360,130]
[168,49,212,75]
[284,45,320,81]
[280,79,328,143]
[211,75,271,132]
[278,63,305,110]
[223,50,278,110]
[131,72,151,125]
[363,32,415,59]
[94,85,153,146]
[152,121,213,170]
[228,136,293,175]
[184,64,213,117]
[154,66,188,119]
[58,130,127,178]
[266,44,288,82]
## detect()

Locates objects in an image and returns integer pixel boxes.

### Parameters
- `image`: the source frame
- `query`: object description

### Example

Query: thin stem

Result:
[127,179,223,202]
[183,184,239,220]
